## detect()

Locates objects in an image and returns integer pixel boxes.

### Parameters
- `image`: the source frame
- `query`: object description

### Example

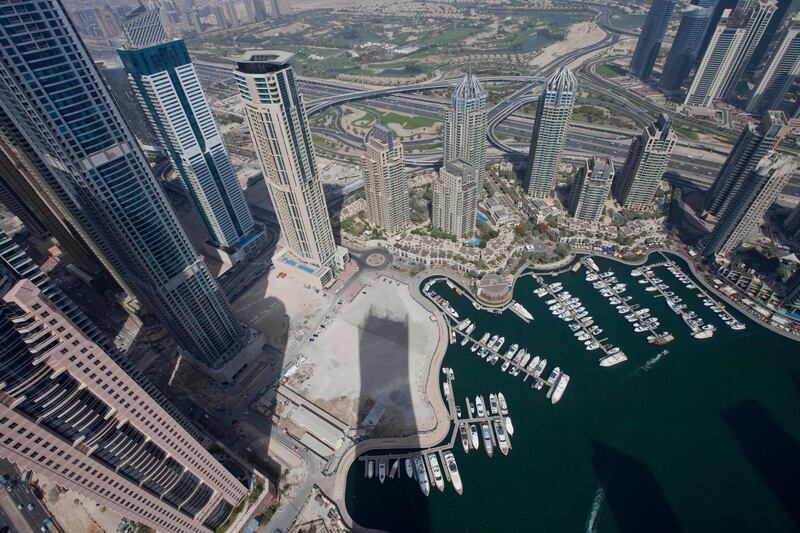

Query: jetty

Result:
[358,368,511,493]
[582,258,673,346]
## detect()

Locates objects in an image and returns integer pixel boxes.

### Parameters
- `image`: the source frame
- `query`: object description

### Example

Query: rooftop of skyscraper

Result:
[453,70,486,102]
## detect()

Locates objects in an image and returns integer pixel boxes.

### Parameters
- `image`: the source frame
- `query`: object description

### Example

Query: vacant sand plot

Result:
[298,277,439,435]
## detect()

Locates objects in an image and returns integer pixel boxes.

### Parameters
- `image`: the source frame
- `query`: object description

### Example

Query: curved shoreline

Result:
[329,248,799,531]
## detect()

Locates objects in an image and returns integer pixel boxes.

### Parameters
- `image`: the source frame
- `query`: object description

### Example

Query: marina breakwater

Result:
[345,252,800,532]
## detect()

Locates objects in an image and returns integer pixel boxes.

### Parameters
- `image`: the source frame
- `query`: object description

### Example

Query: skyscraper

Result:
[612,113,676,210]
[629,0,677,80]
[234,51,345,287]
[270,0,282,18]
[362,124,410,236]
[432,159,478,239]
[443,72,488,193]
[702,111,787,218]
[121,4,167,48]
[524,66,577,198]
[685,0,777,107]
[119,18,264,263]
[0,258,248,532]
[784,202,800,239]
[214,5,230,28]
[701,152,795,258]
[251,0,268,21]
[568,157,615,222]
[660,5,713,94]
[224,0,239,26]
[746,14,800,115]
[0,0,245,371]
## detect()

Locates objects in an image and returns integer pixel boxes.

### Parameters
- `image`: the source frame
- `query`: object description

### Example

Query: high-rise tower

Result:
[234,51,345,287]
[119,15,264,263]
[702,152,795,258]
[121,4,167,48]
[629,0,677,80]
[612,113,676,210]
[660,5,713,94]
[362,124,410,236]
[432,160,478,239]
[0,256,248,532]
[0,0,245,371]
[524,66,577,198]
[702,111,787,218]
[746,14,800,115]
[685,0,777,107]
[568,157,615,222]
[443,72,488,193]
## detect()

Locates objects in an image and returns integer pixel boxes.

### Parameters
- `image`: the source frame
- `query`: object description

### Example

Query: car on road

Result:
[27,504,33,511]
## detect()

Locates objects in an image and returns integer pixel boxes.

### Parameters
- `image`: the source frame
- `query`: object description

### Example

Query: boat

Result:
[527,355,540,373]
[472,301,481,310]
[378,459,386,483]
[692,328,714,339]
[414,456,430,496]
[470,424,480,449]
[443,451,463,495]
[449,331,456,344]
[510,301,534,322]
[498,392,508,415]
[481,422,494,457]
[493,420,509,455]
[500,360,511,372]
[475,395,486,417]
[389,459,400,479]
[488,335,498,348]
[731,322,746,330]
[461,335,471,347]
[586,342,600,351]
[427,453,445,492]
[494,336,506,351]
[405,458,413,478]
[504,344,519,360]
[459,423,470,453]
[466,397,474,417]
[446,280,455,289]
[534,358,547,378]
[456,319,470,331]
[455,405,462,418]
[504,416,514,436]
[551,374,570,404]
[367,460,374,479]
[600,352,628,367]
[489,393,499,415]
[547,366,561,383]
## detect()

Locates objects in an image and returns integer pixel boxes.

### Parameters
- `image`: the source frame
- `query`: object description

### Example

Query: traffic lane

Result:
[2,484,50,532]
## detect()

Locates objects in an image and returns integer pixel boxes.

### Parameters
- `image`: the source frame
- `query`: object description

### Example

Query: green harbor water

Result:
[345,252,800,532]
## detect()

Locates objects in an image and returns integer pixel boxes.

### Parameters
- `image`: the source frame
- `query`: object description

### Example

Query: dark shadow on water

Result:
[722,399,800,528]
[347,305,431,532]
[591,440,684,533]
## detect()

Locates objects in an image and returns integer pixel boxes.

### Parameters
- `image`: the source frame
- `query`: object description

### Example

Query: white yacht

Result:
[551,374,570,404]
[414,455,430,496]
[498,392,508,415]
[405,458,413,478]
[475,395,486,417]
[470,424,480,450]
[493,419,509,455]
[504,416,514,436]
[443,451,463,495]
[427,453,445,492]
[481,422,494,457]
[378,459,386,483]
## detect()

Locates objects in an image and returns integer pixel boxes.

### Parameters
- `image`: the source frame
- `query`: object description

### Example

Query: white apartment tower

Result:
[433,159,478,239]
[747,14,800,115]
[234,51,345,286]
[362,124,410,235]
[443,72,488,192]
[685,0,777,107]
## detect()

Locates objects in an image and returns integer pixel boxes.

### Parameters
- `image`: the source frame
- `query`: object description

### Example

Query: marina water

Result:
[345,253,800,532]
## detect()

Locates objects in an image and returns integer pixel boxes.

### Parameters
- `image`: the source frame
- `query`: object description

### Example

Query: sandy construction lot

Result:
[530,21,607,69]
[297,276,439,436]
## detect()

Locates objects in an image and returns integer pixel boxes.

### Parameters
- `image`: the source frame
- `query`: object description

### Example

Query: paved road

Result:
[0,461,55,533]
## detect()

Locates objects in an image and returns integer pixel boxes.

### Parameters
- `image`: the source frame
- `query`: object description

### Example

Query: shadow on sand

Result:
[346,306,431,532]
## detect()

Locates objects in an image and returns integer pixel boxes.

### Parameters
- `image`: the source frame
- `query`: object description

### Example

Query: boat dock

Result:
[656,253,742,329]
[532,273,618,361]
[582,258,672,345]
[358,368,512,492]
[634,261,711,337]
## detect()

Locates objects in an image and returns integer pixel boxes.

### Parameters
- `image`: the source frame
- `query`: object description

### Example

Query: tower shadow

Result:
[591,440,683,533]
[347,305,431,532]
[722,399,800,528]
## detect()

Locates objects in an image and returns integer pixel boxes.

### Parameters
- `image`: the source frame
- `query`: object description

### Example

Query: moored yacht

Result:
[405,458,413,478]
[443,451,463,495]
[504,415,514,436]
[481,422,494,457]
[498,392,508,415]
[414,455,430,496]
[493,419,510,455]
[470,424,480,449]
[551,374,570,404]
[459,423,470,453]
[475,395,486,417]
[489,393,499,415]
[427,453,445,492]
[378,459,386,483]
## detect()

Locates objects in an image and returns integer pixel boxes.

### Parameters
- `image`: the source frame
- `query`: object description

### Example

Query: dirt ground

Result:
[37,473,123,533]
[529,21,607,69]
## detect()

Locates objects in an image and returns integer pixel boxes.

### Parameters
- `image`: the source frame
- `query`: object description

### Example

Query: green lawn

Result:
[376,111,438,130]
[672,124,699,140]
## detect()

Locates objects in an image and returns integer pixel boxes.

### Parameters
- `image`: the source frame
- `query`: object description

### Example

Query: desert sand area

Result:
[529,21,607,68]
[290,0,398,11]
[297,276,440,436]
